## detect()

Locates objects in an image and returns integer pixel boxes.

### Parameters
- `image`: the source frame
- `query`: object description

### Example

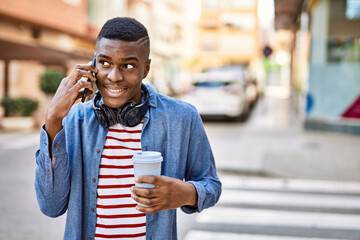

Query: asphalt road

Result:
[0,131,66,239]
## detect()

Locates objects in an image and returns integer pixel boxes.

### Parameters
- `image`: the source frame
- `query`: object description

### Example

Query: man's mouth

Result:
[106,88,126,93]
[104,86,128,93]
[102,86,129,99]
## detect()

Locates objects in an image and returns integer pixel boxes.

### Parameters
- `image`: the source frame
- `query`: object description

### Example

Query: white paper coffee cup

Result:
[132,151,163,188]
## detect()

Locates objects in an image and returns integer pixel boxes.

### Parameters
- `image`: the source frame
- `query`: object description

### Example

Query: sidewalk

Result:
[205,95,360,182]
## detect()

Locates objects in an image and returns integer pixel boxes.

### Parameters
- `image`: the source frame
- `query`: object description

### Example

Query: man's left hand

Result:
[130,175,197,213]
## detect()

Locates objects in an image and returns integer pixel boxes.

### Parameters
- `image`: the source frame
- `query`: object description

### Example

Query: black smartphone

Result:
[81,53,96,102]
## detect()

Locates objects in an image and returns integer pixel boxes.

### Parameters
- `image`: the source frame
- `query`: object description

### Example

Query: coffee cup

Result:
[132,151,163,188]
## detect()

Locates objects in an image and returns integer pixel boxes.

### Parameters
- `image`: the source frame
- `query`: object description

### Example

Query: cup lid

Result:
[132,151,163,163]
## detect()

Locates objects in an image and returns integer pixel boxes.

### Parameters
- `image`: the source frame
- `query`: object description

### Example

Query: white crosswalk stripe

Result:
[181,175,360,240]
[185,231,344,240]
[196,207,360,230]
[220,189,360,210]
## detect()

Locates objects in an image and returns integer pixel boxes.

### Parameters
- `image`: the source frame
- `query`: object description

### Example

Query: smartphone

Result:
[81,53,96,102]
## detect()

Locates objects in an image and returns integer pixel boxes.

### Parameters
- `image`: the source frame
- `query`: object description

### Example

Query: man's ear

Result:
[143,59,151,79]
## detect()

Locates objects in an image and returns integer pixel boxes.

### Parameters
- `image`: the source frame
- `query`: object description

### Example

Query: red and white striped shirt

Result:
[95,122,145,240]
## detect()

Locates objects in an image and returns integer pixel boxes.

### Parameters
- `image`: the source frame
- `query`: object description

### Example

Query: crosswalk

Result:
[180,174,360,240]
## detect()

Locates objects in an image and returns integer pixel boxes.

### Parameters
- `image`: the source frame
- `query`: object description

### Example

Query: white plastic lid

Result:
[132,151,163,163]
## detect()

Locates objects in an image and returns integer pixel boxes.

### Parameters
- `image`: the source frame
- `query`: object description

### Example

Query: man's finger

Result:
[135,175,158,184]
[69,69,96,85]
[136,204,161,214]
[131,186,153,198]
[72,80,93,97]
[131,193,154,207]
[73,63,98,72]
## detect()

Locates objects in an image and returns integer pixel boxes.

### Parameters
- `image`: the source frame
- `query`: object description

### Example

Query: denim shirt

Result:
[35,84,221,240]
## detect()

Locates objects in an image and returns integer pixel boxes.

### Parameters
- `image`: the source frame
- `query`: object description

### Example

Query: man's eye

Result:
[99,60,110,66]
[125,64,134,69]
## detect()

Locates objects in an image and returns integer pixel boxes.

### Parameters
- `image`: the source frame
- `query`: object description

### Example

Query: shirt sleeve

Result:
[180,110,222,214]
[34,124,70,218]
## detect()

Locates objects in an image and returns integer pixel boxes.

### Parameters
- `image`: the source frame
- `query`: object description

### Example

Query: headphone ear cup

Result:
[101,104,117,127]
[117,101,135,126]
[94,107,109,128]
[122,107,142,127]
[93,92,110,128]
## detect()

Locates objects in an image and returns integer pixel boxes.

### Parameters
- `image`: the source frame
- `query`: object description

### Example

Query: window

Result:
[221,13,256,30]
[201,36,217,52]
[346,0,360,19]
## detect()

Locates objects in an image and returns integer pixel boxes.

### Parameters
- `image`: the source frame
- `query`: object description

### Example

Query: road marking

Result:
[196,207,360,230]
[184,230,345,240]
[220,189,360,209]
[220,175,360,194]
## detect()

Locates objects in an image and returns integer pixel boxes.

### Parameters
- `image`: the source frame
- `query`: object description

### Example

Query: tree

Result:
[39,69,66,95]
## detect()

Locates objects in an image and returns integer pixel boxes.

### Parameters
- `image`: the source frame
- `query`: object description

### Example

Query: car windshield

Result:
[194,81,232,87]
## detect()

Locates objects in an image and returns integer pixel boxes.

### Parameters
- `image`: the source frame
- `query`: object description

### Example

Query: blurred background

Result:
[0,0,360,239]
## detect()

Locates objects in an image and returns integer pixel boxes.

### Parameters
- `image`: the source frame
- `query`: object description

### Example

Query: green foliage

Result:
[1,96,19,116]
[17,97,39,116]
[262,58,282,72]
[1,96,39,117]
[40,69,66,95]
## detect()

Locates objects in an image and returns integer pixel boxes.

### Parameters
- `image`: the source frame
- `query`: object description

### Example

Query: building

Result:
[274,0,360,135]
[149,0,194,94]
[197,0,259,71]
[0,0,195,128]
[0,0,100,126]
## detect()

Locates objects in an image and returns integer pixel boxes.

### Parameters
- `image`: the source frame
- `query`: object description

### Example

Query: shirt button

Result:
[96,149,100,153]
[91,208,94,212]
[47,170,51,175]
[54,143,59,148]
[88,238,91,240]
[92,178,96,183]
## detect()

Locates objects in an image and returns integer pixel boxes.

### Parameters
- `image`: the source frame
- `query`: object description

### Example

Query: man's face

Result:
[95,38,150,108]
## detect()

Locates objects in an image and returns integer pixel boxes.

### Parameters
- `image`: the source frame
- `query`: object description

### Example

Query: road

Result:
[0,131,66,239]
[178,173,360,240]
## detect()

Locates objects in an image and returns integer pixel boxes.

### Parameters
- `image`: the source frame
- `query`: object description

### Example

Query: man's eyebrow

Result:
[98,54,139,62]
[98,54,111,60]
[123,57,139,62]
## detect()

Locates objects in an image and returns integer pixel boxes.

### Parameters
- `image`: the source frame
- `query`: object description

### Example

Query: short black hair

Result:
[97,17,149,42]
[96,17,150,59]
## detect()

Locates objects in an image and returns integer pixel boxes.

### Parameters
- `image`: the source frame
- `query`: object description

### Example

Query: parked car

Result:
[206,65,259,107]
[180,70,249,119]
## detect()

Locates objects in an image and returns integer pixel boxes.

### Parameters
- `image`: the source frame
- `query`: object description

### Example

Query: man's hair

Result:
[96,17,150,57]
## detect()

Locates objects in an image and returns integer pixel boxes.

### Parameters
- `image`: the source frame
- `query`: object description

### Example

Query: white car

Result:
[180,70,249,119]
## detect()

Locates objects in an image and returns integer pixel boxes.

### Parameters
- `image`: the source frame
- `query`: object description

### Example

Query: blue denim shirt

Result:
[35,84,221,240]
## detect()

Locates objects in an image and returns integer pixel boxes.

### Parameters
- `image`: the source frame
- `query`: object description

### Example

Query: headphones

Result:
[93,84,150,128]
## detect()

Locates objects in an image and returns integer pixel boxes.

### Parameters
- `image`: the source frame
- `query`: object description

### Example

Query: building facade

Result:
[197,0,259,71]
[0,0,196,128]
[274,0,360,135]
[305,0,360,134]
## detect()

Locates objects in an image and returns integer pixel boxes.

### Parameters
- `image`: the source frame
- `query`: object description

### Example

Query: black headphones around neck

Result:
[93,84,149,128]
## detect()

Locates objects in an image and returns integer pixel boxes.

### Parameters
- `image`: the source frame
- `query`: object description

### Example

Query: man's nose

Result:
[107,67,123,82]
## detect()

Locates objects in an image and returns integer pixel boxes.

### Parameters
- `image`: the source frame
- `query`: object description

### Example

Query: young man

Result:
[35,17,221,240]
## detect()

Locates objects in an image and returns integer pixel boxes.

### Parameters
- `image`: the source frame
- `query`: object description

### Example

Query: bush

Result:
[17,97,39,116]
[1,96,19,116]
[1,96,39,117]
[40,69,66,95]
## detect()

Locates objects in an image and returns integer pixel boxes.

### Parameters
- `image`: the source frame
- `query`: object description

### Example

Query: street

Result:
[178,174,360,240]
[1,96,360,239]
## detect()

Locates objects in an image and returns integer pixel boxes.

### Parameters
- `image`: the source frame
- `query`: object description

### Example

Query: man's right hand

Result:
[45,63,98,147]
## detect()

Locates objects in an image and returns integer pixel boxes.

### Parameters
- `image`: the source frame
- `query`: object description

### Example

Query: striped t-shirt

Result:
[95,122,146,240]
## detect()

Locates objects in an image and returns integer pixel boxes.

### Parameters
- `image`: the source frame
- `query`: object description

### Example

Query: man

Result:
[35,17,221,240]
